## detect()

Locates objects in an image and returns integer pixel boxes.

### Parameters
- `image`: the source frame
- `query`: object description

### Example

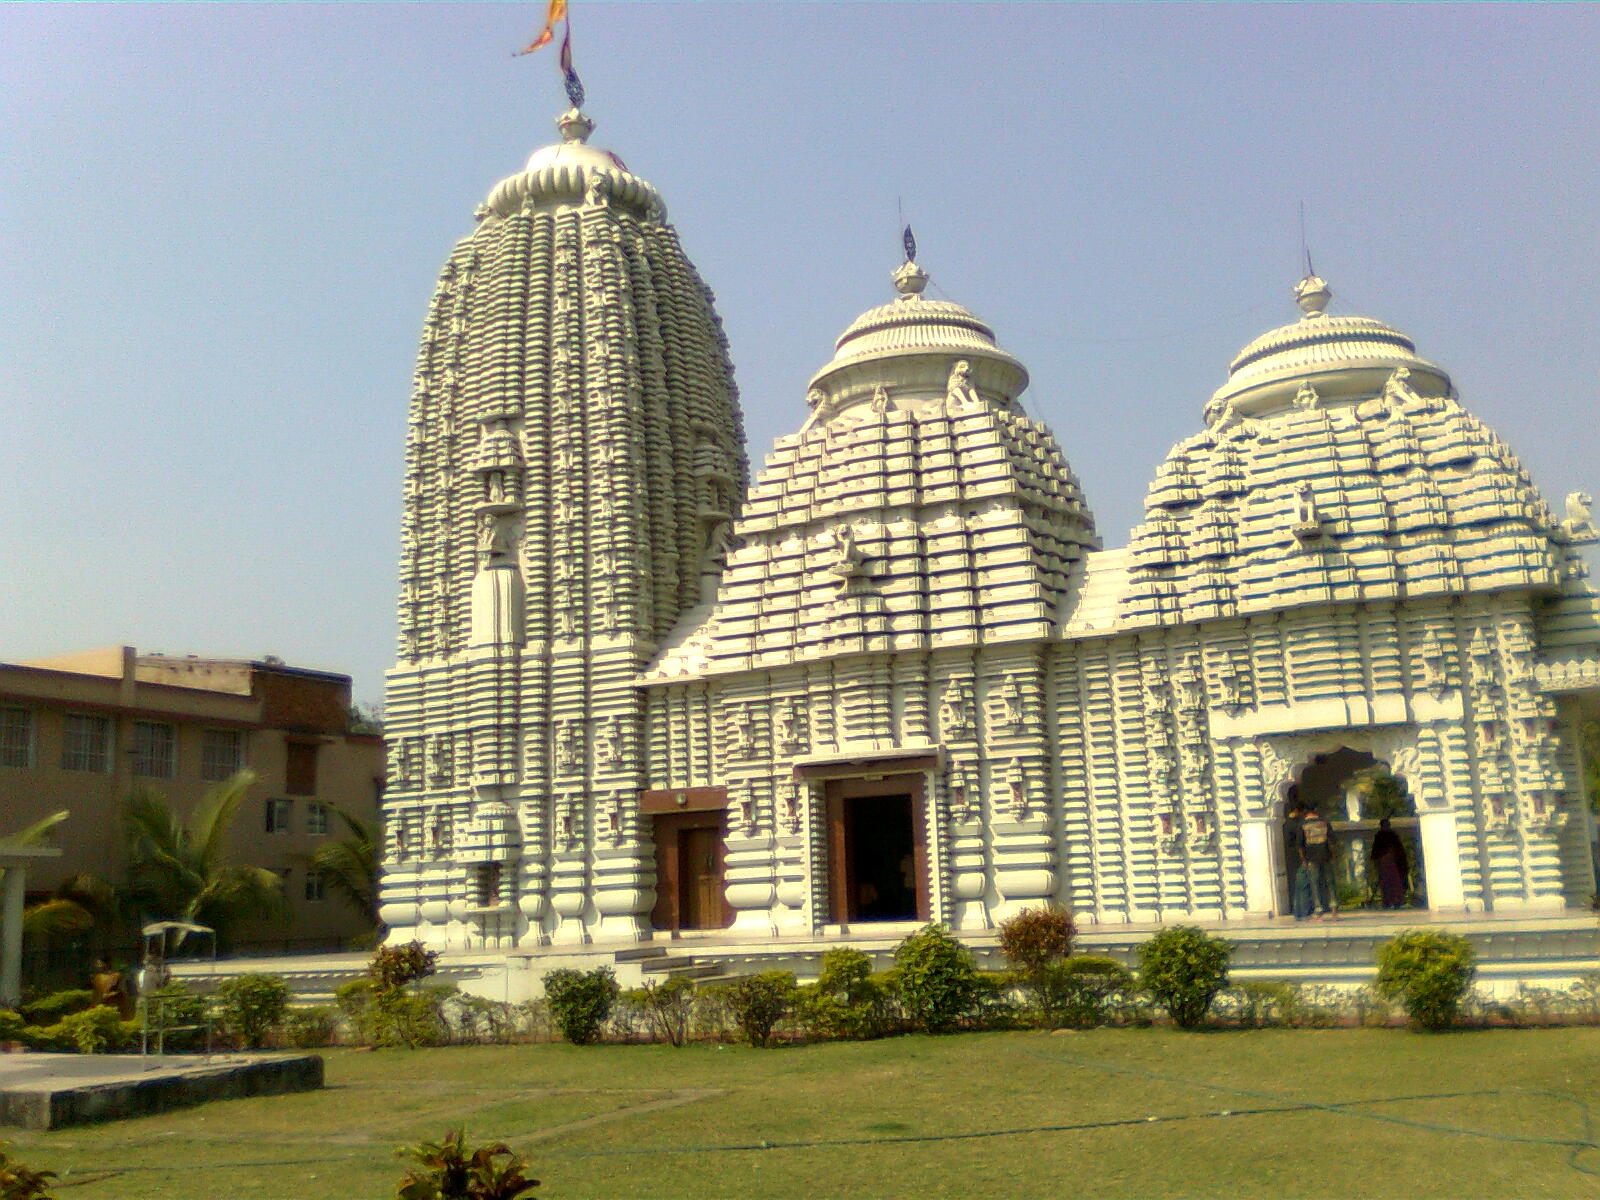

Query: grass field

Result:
[9,1028,1600,1199]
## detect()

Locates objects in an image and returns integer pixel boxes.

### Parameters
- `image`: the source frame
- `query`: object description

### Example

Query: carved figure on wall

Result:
[1560,491,1599,543]
[478,515,514,564]
[945,359,980,410]
[584,171,611,208]
[554,722,580,772]
[938,679,974,741]
[1294,380,1321,410]
[806,386,826,410]
[1005,764,1030,820]
[827,525,865,593]
[1416,632,1450,695]
[428,734,452,783]
[870,385,890,415]
[1382,366,1428,412]
[775,698,806,752]
[726,707,756,760]
[594,717,621,768]
[1215,656,1246,710]
[1292,482,1323,539]
[994,675,1024,732]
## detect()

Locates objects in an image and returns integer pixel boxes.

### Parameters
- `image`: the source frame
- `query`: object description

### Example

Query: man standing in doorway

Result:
[1300,804,1339,920]
[1284,802,1313,920]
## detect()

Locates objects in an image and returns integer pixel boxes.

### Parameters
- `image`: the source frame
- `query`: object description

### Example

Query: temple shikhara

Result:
[378,102,1600,954]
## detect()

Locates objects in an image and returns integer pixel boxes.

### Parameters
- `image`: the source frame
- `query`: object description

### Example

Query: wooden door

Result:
[681,825,723,929]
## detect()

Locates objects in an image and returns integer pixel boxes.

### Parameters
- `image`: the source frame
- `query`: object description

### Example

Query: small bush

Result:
[997,905,1075,977]
[285,1005,338,1048]
[1220,980,1301,1029]
[336,978,379,1045]
[396,1127,539,1199]
[1029,955,1135,1029]
[449,995,520,1045]
[543,967,619,1046]
[1139,925,1232,1029]
[20,989,95,1027]
[0,1010,28,1045]
[53,1005,130,1054]
[140,983,210,1051]
[800,948,887,1041]
[0,1143,58,1200]
[216,974,291,1049]
[1375,929,1477,1031]
[624,977,696,1047]
[893,924,979,1033]
[371,942,440,992]
[719,972,798,1048]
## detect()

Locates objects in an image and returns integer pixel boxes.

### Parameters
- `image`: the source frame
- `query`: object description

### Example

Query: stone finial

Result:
[893,258,929,298]
[558,107,595,144]
[1294,274,1331,317]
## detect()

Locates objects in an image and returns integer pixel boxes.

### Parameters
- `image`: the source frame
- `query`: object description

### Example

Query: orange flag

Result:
[515,0,568,55]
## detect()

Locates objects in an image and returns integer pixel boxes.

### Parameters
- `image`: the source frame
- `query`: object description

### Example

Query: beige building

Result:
[0,646,383,952]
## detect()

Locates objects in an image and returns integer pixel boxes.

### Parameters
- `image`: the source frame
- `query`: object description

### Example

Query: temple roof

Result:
[1209,276,1449,418]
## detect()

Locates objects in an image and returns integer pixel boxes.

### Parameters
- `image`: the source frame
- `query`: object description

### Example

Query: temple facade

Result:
[379,107,1600,950]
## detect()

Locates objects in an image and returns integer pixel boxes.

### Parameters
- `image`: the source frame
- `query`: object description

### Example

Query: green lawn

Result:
[11,1028,1600,1199]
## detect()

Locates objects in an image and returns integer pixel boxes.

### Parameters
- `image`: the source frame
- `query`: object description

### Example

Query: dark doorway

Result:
[651,813,732,932]
[825,776,929,924]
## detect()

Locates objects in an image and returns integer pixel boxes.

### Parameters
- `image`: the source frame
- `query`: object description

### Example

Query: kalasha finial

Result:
[893,227,927,298]
[1295,274,1331,317]
[558,108,594,145]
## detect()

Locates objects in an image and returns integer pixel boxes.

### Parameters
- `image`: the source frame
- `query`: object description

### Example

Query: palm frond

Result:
[191,769,258,864]
[1,810,70,849]
[22,898,94,939]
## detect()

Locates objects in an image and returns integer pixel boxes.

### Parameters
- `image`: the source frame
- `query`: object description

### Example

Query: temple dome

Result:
[808,258,1027,410]
[482,108,665,220]
[1210,276,1450,417]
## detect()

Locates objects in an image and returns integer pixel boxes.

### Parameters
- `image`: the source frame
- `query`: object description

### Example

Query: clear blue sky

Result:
[3,3,1597,709]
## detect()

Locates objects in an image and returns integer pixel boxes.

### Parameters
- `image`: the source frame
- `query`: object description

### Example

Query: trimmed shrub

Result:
[1029,955,1136,1029]
[1139,925,1232,1029]
[1221,980,1301,1029]
[543,967,619,1046]
[624,977,696,1047]
[801,947,887,1041]
[1375,929,1477,1031]
[216,973,291,1049]
[893,924,979,1033]
[719,971,798,1048]
[285,1005,338,1049]
[997,905,1075,977]
[19,989,94,1027]
[53,1005,132,1054]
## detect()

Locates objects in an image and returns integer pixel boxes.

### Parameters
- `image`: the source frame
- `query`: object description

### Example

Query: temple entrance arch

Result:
[1278,748,1426,914]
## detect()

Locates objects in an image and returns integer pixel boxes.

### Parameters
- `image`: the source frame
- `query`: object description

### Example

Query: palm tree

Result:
[0,811,104,938]
[124,769,285,949]
[308,807,379,922]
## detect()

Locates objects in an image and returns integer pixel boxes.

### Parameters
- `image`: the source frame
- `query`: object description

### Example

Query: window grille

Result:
[0,708,33,768]
[131,721,176,779]
[201,729,244,781]
[61,713,111,773]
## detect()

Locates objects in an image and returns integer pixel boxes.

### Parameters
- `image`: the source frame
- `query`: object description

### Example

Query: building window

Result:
[266,797,293,834]
[201,729,245,782]
[0,708,33,768]
[307,802,330,836]
[304,870,326,903]
[61,714,111,773]
[131,721,177,779]
[285,741,319,796]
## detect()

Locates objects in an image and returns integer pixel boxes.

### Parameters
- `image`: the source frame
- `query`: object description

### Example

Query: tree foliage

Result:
[309,807,380,921]
[216,973,291,1049]
[542,967,619,1046]
[124,770,285,946]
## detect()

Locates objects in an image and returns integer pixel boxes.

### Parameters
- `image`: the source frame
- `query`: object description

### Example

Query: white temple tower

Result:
[381,107,746,947]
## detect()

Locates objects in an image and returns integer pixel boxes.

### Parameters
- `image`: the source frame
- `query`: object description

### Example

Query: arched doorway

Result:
[1280,748,1426,914]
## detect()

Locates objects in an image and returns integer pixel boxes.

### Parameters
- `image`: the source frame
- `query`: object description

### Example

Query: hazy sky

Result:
[3,3,1597,708]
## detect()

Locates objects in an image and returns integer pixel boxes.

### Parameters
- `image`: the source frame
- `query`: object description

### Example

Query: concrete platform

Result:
[0,1052,323,1130]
